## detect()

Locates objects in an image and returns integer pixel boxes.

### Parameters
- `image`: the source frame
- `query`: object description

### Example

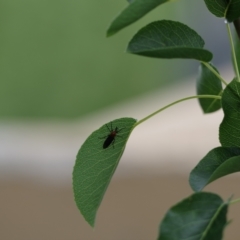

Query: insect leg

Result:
[106,123,111,132]
[118,127,125,132]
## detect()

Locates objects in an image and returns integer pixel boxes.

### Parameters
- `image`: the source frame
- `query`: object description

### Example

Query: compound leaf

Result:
[189,147,240,192]
[197,63,222,113]
[127,20,213,61]
[158,192,228,240]
[73,117,136,226]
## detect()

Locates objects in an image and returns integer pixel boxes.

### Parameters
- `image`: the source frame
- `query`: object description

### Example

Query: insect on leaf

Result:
[72,117,136,227]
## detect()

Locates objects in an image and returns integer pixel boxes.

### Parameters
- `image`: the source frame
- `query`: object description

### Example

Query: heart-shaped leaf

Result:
[204,0,240,22]
[219,79,240,147]
[189,147,240,192]
[196,63,222,113]
[107,0,170,36]
[72,117,136,226]
[127,20,213,61]
[158,192,228,240]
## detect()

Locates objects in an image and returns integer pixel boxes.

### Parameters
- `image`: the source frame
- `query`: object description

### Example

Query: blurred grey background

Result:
[1,1,240,239]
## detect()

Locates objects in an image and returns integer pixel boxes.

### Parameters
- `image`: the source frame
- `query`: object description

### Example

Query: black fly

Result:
[99,122,124,149]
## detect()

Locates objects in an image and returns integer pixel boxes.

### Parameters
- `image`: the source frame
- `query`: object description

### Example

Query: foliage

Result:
[73,118,136,226]
[73,0,240,239]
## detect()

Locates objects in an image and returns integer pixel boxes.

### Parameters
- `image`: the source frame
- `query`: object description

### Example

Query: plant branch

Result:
[226,21,240,82]
[135,95,221,127]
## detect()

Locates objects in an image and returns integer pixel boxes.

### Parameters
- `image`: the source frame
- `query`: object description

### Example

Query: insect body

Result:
[100,122,124,149]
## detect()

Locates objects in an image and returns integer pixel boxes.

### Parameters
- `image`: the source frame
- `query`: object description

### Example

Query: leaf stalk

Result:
[230,198,240,205]
[135,95,221,127]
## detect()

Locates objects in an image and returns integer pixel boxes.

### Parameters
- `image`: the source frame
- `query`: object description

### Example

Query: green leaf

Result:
[219,79,240,147]
[203,0,240,22]
[127,20,213,61]
[158,192,228,240]
[72,117,137,226]
[235,33,240,74]
[203,0,227,18]
[189,147,240,192]
[226,0,240,22]
[107,0,169,36]
[196,63,222,113]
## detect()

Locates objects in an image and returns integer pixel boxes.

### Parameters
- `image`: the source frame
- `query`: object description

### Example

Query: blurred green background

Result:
[0,0,229,119]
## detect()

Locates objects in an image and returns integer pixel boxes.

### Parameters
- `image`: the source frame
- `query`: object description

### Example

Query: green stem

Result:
[201,62,228,86]
[230,198,240,205]
[135,95,221,127]
[226,21,240,82]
